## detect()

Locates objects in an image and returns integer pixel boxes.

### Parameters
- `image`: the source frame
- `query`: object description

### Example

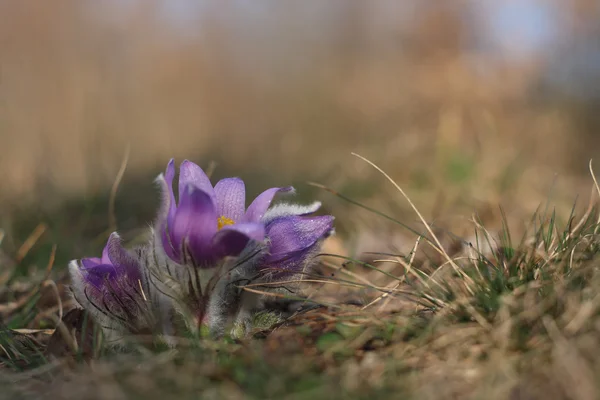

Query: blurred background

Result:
[1,0,600,261]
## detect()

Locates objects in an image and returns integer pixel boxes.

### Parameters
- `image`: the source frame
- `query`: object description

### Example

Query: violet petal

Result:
[78,233,142,290]
[214,177,246,222]
[82,263,119,289]
[243,186,294,223]
[212,222,265,258]
[156,159,178,261]
[157,181,178,260]
[81,257,102,269]
[178,160,215,203]
[100,239,111,263]
[259,244,317,278]
[105,233,141,280]
[170,186,218,263]
[164,159,177,229]
[265,215,334,262]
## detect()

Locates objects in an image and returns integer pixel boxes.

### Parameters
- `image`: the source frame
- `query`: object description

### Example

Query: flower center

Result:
[217,215,235,230]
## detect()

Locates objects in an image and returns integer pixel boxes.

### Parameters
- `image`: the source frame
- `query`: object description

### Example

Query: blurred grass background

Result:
[1,0,600,262]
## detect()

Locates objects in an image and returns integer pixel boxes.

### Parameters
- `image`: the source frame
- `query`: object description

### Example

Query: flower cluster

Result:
[69,159,334,344]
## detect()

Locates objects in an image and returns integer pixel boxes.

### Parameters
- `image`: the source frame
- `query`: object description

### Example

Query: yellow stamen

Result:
[217,215,235,230]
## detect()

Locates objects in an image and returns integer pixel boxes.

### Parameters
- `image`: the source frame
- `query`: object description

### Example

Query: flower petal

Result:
[76,233,143,292]
[243,186,294,223]
[165,160,177,226]
[81,257,102,269]
[82,263,119,289]
[265,215,334,261]
[100,240,111,264]
[212,222,265,258]
[69,253,154,343]
[261,201,322,224]
[105,232,141,280]
[170,186,218,264]
[155,159,178,260]
[179,160,215,203]
[214,178,246,222]
[259,244,318,278]
[69,259,106,313]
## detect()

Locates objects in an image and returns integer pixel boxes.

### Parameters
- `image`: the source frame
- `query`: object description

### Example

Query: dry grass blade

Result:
[204,160,218,179]
[41,280,63,323]
[244,278,405,295]
[320,260,379,288]
[0,245,56,316]
[10,329,54,336]
[44,308,102,362]
[589,159,600,229]
[362,235,422,311]
[241,286,342,309]
[351,153,476,291]
[108,143,131,233]
[15,223,47,263]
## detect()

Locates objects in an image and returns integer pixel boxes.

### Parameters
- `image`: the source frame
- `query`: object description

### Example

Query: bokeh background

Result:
[1,0,600,261]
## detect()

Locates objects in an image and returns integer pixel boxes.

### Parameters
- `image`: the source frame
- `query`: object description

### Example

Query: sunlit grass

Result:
[1,155,599,399]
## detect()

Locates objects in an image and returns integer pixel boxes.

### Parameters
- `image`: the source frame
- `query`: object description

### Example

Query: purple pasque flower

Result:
[155,159,293,267]
[217,208,334,338]
[202,212,334,338]
[77,234,141,289]
[69,232,154,342]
